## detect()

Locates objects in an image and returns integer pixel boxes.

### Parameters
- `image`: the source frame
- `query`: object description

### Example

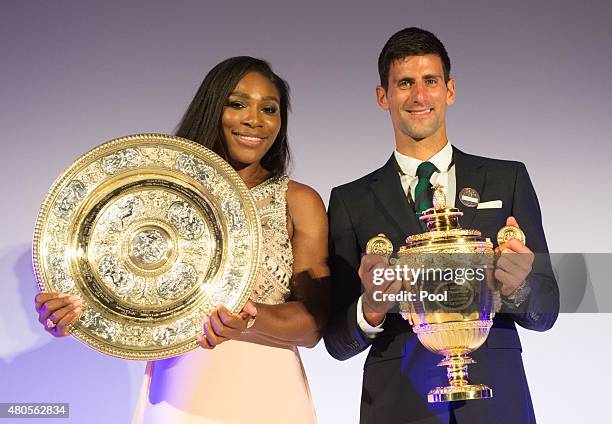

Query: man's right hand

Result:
[358,254,403,327]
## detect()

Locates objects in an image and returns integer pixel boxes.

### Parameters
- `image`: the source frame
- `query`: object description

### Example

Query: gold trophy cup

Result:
[367,185,524,403]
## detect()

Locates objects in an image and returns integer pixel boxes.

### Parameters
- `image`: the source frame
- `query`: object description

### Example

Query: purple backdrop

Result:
[1,1,610,422]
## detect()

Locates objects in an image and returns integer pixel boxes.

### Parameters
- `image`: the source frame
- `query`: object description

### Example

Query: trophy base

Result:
[428,384,493,403]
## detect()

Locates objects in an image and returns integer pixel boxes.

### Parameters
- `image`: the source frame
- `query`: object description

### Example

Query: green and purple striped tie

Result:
[414,161,438,225]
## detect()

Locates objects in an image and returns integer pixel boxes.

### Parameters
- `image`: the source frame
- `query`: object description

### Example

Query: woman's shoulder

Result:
[285,179,323,206]
[284,179,326,222]
[284,179,328,245]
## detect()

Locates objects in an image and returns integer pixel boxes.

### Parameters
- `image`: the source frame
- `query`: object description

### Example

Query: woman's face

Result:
[222,71,281,168]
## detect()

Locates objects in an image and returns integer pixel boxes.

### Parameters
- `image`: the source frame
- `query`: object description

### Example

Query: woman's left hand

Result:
[198,301,257,349]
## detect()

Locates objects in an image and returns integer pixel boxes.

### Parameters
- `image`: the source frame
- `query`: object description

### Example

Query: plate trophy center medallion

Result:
[128,227,173,270]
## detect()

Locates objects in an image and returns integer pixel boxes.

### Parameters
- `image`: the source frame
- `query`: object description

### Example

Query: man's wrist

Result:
[364,311,385,327]
[356,295,385,339]
[504,279,526,298]
[502,278,531,308]
[362,293,386,326]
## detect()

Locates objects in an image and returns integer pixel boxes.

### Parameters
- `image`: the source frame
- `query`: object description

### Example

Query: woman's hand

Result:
[198,301,257,349]
[34,292,84,337]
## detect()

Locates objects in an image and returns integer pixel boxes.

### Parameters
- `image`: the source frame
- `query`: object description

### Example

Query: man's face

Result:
[376,54,455,143]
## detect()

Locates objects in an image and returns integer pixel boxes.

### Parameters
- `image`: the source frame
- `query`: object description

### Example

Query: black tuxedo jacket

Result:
[323,147,559,424]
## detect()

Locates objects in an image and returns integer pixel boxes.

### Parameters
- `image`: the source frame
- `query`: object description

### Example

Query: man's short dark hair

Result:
[378,27,451,90]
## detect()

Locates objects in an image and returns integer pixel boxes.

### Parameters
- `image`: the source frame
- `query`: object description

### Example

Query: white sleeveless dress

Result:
[132,176,317,424]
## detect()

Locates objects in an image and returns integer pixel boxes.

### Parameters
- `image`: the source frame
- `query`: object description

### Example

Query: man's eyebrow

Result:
[229,91,280,102]
[395,74,443,82]
[395,76,416,84]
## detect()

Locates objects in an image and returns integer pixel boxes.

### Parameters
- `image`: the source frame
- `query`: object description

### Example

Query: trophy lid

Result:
[419,184,463,232]
[404,184,485,247]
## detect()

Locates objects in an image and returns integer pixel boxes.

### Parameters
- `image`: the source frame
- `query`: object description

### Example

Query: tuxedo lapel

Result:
[369,155,421,237]
[453,147,486,229]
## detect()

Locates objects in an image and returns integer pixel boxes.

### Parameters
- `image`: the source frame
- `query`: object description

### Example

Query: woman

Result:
[34,56,330,423]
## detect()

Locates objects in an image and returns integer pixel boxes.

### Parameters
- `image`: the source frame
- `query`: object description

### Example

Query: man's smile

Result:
[405,108,434,118]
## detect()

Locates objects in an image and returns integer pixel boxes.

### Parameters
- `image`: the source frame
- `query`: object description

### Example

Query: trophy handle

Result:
[492,224,528,313]
[365,234,412,324]
[365,233,394,258]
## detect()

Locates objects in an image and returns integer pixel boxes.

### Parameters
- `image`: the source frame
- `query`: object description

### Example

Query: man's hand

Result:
[358,254,403,327]
[495,216,535,297]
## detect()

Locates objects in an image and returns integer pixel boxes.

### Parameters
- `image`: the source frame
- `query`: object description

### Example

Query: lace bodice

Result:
[249,176,293,305]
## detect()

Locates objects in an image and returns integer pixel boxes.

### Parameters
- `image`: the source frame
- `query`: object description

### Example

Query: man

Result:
[324,27,559,424]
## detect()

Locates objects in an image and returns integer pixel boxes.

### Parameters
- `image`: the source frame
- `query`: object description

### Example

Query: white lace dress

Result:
[132,176,317,424]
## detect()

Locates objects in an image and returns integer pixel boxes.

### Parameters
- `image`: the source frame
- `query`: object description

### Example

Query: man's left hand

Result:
[495,216,535,297]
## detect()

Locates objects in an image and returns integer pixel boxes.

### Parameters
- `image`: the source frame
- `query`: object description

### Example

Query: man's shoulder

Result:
[454,148,529,181]
[455,148,526,171]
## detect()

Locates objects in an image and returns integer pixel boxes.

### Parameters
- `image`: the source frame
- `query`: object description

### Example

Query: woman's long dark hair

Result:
[176,56,291,177]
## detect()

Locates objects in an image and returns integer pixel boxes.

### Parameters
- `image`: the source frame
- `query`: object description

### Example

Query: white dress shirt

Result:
[357,142,456,338]
[395,141,456,208]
